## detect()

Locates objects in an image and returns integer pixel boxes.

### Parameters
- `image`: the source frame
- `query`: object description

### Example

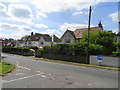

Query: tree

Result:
[21,35,29,40]
[81,31,116,55]
[4,38,14,41]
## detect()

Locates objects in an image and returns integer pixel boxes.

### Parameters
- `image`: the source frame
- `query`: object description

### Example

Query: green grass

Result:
[35,58,120,71]
[0,62,15,76]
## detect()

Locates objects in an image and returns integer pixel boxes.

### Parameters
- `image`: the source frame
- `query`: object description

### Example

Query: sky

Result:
[0,0,119,39]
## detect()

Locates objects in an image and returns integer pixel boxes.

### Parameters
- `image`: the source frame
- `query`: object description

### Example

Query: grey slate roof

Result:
[24,33,61,42]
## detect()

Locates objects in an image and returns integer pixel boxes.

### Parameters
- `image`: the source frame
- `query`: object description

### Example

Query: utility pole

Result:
[86,6,92,64]
[49,34,54,59]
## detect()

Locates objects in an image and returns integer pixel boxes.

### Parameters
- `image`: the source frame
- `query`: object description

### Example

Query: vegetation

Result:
[4,38,14,41]
[43,31,119,56]
[43,43,87,56]
[112,43,120,56]
[21,35,29,40]
[81,31,118,56]
[0,62,15,76]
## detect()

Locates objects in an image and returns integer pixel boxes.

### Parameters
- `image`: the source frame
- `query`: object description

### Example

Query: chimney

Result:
[31,32,34,36]
[98,21,103,30]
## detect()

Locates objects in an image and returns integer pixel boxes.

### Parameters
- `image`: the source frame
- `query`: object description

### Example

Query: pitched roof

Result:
[61,30,76,39]
[53,35,61,42]
[74,27,102,39]
[24,33,60,42]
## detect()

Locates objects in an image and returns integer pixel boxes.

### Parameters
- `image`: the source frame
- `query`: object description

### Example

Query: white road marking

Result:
[16,61,18,66]
[3,74,42,84]
[15,73,24,75]
[41,75,47,78]
[17,66,31,70]
[36,71,41,73]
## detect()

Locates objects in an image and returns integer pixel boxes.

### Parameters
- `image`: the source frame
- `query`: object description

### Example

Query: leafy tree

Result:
[4,38,14,41]
[21,35,29,40]
[81,31,116,55]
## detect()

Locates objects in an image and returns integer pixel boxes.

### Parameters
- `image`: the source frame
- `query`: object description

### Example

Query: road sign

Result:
[97,55,103,60]
[97,55,103,65]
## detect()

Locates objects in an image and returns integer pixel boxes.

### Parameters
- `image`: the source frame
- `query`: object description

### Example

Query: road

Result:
[1,53,118,88]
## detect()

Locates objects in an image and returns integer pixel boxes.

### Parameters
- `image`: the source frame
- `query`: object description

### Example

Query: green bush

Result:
[112,50,120,56]
[43,43,87,56]
[113,43,120,50]
[43,45,51,53]
[89,44,105,55]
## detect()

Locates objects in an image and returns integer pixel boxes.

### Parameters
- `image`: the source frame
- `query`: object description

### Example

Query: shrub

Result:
[89,44,105,55]
[112,50,120,56]
[43,45,51,53]
[43,43,88,56]
[113,43,120,50]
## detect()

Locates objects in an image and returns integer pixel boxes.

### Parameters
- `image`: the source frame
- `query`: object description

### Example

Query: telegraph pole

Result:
[86,6,92,64]
[49,34,54,59]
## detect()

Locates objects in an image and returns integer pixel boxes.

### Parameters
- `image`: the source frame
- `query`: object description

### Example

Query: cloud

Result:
[0,23,38,39]
[59,23,94,31]
[34,24,48,28]
[36,11,48,18]
[0,0,21,2]
[31,0,91,13]
[0,2,6,11]
[26,21,48,29]
[40,29,62,38]
[0,3,33,23]
[108,11,118,23]
[0,3,10,18]
[8,4,33,22]
[72,11,83,15]
[31,0,116,13]
[112,28,119,33]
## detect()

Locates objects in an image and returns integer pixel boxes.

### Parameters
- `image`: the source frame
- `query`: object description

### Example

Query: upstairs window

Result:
[41,42,44,45]
[65,39,71,43]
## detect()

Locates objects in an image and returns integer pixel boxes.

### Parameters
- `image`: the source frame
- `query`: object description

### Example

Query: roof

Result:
[74,27,102,39]
[61,27,102,39]
[61,30,76,39]
[53,35,61,42]
[25,33,60,42]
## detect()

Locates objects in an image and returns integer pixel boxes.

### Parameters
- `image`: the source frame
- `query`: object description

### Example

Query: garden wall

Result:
[43,53,87,64]
[90,55,119,67]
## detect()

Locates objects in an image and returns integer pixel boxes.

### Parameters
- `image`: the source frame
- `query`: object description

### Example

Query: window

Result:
[28,41,31,44]
[41,42,44,45]
[65,39,71,43]
[36,37,39,39]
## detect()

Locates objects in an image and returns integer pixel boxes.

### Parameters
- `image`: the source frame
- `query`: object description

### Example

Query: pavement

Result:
[1,53,118,88]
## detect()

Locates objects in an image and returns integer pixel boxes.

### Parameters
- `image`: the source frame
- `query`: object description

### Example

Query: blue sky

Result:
[0,0,119,39]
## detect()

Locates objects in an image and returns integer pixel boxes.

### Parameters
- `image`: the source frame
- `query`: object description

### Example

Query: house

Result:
[1,39,16,47]
[116,32,120,43]
[16,32,61,47]
[61,22,103,44]
[16,40,24,47]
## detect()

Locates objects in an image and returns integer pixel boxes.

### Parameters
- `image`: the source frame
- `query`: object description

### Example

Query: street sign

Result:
[97,55,103,60]
[97,55,103,65]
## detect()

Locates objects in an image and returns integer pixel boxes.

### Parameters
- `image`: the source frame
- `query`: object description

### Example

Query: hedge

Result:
[43,43,104,56]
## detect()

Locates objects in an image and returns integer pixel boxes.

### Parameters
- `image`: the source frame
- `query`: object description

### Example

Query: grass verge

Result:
[0,61,15,76]
[35,58,120,71]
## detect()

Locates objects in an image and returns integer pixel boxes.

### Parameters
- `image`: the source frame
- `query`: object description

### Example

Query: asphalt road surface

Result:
[1,53,118,88]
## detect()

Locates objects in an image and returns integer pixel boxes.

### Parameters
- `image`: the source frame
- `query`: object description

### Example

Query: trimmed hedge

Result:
[43,43,104,56]
[2,46,34,56]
